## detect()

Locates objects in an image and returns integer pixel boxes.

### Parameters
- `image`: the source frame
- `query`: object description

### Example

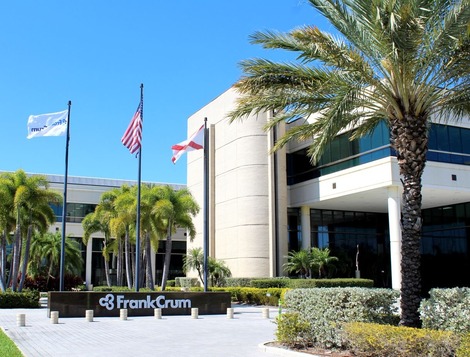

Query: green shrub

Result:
[287,278,373,289]
[175,277,200,288]
[275,312,311,348]
[420,287,470,333]
[344,322,460,357]
[0,290,40,308]
[223,278,259,287]
[251,278,290,288]
[283,288,400,349]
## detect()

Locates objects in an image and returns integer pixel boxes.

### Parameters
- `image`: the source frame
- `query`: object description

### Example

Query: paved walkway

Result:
[0,305,306,357]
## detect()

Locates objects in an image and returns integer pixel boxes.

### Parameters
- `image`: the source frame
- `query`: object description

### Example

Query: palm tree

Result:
[208,257,231,287]
[82,211,112,287]
[183,247,204,284]
[109,185,135,289]
[139,184,167,290]
[29,231,83,288]
[310,247,338,279]
[0,170,61,291]
[228,0,469,327]
[152,185,199,291]
[283,249,312,278]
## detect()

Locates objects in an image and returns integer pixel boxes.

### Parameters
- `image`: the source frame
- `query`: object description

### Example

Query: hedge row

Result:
[224,277,373,289]
[0,291,40,308]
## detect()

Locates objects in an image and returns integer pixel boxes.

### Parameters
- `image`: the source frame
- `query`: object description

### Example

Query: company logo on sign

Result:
[98,294,191,310]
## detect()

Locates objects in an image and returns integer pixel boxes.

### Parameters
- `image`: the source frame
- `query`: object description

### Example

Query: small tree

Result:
[183,247,204,284]
[283,249,312,278]
[311,247,338,279]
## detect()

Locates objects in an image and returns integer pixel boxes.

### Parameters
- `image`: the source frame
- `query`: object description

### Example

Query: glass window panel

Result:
[330,138,341,162]
[448,126,462,153]
[435,125,450,151]
[461,129,470,154]
[428,125,438,150]
[358,135,372,152]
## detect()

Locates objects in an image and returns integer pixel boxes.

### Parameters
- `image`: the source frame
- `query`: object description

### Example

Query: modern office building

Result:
[186,87,470,293]
[29,174,187,287]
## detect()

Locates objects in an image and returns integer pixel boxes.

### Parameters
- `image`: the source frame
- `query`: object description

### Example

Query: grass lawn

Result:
[0,329,23,356]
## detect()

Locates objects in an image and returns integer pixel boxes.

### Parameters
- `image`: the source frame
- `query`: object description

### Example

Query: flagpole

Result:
[59,100,72,292]
[135,83,143,292]
[203,117,209,292]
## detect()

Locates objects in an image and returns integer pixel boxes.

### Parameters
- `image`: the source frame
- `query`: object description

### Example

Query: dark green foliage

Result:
[0,290,40,308]
[251,278,290,288]
[288,278,373,289]
[23,274,84,291]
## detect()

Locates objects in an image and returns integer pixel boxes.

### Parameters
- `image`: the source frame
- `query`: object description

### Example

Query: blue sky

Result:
[0,1,328,184]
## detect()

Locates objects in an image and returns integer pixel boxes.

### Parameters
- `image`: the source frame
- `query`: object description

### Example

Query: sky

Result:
[0,0,330,185]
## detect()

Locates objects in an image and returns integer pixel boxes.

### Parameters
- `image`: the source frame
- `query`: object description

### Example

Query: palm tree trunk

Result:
[117,237,122,286]
[10,223,21,291]
[145,232,154,289]
[391,115,428,328]
[0,230,6,292]
[160,223,173,291]
[103,236,111,287]
[124,230,132,289]
[18,224,34,292]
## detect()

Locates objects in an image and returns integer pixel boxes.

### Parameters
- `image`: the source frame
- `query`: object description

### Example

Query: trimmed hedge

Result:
[288,278,373,289]
[282,287,400,349]
[0,291,40,308]
[344,322,464,357]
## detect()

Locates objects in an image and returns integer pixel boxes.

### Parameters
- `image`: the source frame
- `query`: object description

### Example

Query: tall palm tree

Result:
[109,185,135,289]
[283,249,312,278]
[0,170,61,291]
[153,185,199,291]
[82,211,112,287]
[228,0,469,327]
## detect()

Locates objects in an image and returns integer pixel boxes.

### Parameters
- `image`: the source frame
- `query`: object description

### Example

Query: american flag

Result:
[121,101,142,155]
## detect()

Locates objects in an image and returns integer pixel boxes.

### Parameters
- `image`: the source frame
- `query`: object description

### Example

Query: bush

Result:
[275,312,311,348]
[23,274,84,291]
[0,290,40,308]
[251,278,290,288]
[175,277,200,288]
[419,287,470,333]
[457,333,470,357]
[284,287,400,349]
[223,278,259,287]
[288,278,373,289]
[344,322,460,357]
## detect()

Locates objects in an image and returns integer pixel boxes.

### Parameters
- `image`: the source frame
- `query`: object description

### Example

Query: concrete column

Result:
[300,206,311,250]
[86,238,93,289]
[388,187,402,290]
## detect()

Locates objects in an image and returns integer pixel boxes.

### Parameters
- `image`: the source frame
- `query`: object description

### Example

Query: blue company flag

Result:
[27,110,68,139]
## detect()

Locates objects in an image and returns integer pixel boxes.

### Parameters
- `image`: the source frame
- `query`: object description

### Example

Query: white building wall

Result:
[187,87,283,277]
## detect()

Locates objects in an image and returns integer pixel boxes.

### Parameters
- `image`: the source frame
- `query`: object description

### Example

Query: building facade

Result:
[186,87,470,293]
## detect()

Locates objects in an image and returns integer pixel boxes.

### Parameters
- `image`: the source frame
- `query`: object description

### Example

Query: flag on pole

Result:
[27,110,68,139]
[121,101,143,155]
[171,124,204,163]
